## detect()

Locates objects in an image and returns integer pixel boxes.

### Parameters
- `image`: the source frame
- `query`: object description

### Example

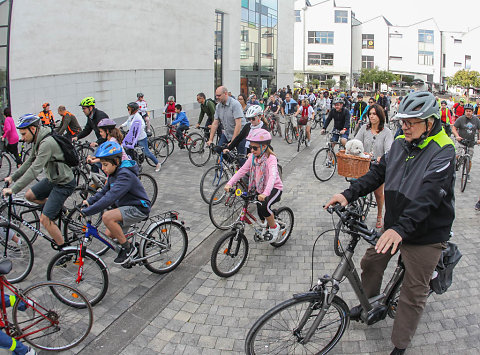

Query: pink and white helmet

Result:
[246,128,271,144]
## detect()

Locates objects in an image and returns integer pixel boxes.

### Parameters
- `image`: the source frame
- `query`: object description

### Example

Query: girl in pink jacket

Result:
[225,129,283,241]
[2,108,21,167]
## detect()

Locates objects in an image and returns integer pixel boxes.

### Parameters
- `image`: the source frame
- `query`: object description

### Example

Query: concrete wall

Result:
[277,0,295,89]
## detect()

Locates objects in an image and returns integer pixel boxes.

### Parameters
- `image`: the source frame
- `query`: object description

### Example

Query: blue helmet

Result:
[16,114,41,129]
[95,141,123,159]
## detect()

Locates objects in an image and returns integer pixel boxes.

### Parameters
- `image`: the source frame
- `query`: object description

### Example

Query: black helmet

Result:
[127,102,139,111]
[137,93,144,98]
[396,91,439,120]
[464,103,474,111]
[441,100,447,105]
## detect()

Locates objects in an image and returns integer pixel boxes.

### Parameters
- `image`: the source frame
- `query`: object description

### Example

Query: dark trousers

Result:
[176,124,189,144]
[360,243,444,349]
[5,143,21,166]
[257,188,282,220]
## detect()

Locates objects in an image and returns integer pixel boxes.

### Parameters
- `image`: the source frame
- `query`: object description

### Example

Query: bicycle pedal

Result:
[121,262,133,269]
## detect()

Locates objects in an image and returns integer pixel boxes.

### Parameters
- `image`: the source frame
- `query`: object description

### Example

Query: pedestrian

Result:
[1,107,22,167]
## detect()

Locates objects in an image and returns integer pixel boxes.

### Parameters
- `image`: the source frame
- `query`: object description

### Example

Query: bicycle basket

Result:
[336,150,370,179]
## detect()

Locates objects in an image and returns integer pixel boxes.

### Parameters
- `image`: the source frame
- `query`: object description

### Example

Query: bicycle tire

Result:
[297,129,303,152]
[46,248,109,307]
[0,153,12,181]
[148,125,156,138]
[313,148,337,181]
[141,220,188,274]
[461,155,470,192]
[0,200,41,244]
[0,223,34,283]
[211,230,249,277]
[147,137,168,166]
[165,136,175,156]
[387,275,404,319]
[285,122,294,144]
[208,182,244,230]
[199,165,232,204]
[12,281,93,351]
[245,293,349,355]
[139,173,158,206]
[188,137,212,167]
[270,119,277,136]
[270,207,294,247]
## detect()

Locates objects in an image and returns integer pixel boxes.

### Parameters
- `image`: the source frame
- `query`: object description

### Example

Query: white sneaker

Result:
[306,140,311,147]
[155,163,162,172]
[26,347,37,355]
[265,224,280,243]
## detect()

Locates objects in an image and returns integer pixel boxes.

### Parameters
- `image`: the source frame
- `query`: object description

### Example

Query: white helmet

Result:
[245,105,263,119]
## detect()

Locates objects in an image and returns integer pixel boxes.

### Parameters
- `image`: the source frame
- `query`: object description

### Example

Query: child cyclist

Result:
[224,129,283,242]
[86,118,129,165]
[81,141,151,265]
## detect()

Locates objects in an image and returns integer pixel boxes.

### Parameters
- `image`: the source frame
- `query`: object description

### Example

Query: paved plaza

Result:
[7,117,480,355]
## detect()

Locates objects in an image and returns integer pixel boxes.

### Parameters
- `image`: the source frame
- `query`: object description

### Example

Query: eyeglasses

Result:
[368,101,374,104]
[399,119,425,129]
[250,145,260,151]
[248,116,258,121]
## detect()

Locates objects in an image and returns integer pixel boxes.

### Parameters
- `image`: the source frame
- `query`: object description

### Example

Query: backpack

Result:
[430,241,462,295]
[45,132,80,167]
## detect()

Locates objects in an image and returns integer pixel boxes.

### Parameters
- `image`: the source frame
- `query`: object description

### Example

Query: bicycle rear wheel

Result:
[46,249,109,307]
[13,282,93,351]
[461,155,470,192]
[199,165,231,204]
[188,137,212,167]
[313,148,336,181]
[0,153,12,181]
[285,122,294,144]
[139,173,158,206]
[141,220,188,274]
[0,223,34,283]
[245,293,349,355]
[147,137,168,166]
[208,182,244,230]
[271,207,294,248]
[211,231,248,277]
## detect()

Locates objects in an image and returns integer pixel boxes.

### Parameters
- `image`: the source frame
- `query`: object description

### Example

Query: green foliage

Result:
[339,79,348,90]
[447,69,480,89]
[325,78,336,89]
[359,67,398,86]
[311,79,320,88]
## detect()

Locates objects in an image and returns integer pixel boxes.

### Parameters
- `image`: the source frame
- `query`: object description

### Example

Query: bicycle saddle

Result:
[0,259,12,275]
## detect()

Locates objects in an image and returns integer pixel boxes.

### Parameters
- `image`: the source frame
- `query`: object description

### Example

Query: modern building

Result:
[2,0,293,120]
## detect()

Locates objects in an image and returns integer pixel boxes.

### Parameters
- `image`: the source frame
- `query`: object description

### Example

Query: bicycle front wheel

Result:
[245,294,349,355]
[0,223,34,283]
[13,282,93,351]
[139,173,158,206]
[208,182,244,230]
[148,137,169,165]
[46,249,109,307]
[0,153,12,181]
[141,220,188,274]
[188,137,212,167]
[271,207,294,248]
[0,200,41,244]
[200,165,231,204]
[211,231,249,277]
[313,148,336,181]
[461,155,470,192]
[285,122,294,144]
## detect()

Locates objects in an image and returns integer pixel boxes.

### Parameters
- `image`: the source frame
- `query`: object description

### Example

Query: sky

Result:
[319,0,480,32]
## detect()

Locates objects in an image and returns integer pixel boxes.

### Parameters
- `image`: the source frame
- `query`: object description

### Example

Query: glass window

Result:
[362,34,374,49]
[454,62,462,67]
[308,31,333,44]
[214,11,224,89]
[335,10,348,23]
[0,0,11,108]
[465,55,471,70]
[295,10,301,22]
[362,55,374,69]
[389,33,402,38]
[308,53,334,66]
[418,29,434,43]
[242,0,249,8]
[454,39,462,44]
[418,51,434,66]
[442,53,446,68]
[389,56,402,61]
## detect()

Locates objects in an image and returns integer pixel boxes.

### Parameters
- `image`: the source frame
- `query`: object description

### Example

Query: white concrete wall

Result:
[359,17,389,71]
[277,0,295,89]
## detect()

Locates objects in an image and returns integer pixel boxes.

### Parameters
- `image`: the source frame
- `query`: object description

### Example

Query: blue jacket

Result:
[172,111,189,126]
[83,160,151,216]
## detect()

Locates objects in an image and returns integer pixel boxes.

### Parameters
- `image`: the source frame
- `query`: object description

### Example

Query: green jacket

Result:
[11,126,74,194]
[198,99,216,125]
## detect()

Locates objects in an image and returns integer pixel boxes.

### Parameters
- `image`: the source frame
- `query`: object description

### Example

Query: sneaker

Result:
[306,140,311,147]
[114,244,137,265]
[467,175,471,183]
[265,224,280,243]
[475,201,480,211]
[390,347,406,355]
[155,163,162,172]
[25,348,37,355]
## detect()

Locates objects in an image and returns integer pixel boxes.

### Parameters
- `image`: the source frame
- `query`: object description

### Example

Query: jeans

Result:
[137,137,158,165]
[0,295,29,355]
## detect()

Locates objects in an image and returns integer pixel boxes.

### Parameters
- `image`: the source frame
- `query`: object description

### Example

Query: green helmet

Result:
[80,97,95,107]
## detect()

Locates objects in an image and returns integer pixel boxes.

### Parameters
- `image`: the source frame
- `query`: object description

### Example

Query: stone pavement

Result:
[5,118,480,354]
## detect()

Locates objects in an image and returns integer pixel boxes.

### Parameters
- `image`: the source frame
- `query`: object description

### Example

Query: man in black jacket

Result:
[74,96,108,148]
[321,96,350,146]
[325,92,455,355]
[377,92,389,122]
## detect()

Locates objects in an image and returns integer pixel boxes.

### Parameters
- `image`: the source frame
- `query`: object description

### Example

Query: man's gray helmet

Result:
[332,97,344,105]
[396,91,439,120]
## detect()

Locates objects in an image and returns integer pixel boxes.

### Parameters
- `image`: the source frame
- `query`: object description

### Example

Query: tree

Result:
[339,79,348,90]
[311,79,320,88]
[447,69,480,98]
[358,67,398,90]
[325,78,336,89]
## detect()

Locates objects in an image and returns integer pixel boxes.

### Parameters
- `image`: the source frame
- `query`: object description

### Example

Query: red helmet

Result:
[42,103,50,109]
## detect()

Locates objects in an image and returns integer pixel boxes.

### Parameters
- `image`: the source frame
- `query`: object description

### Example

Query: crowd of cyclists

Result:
[0,81,477,354]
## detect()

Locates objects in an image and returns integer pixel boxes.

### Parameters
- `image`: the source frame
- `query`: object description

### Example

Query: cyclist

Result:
[82,141,151,265]
[86,118,129,165]
[170,104,190,149]
[135,93,151,134]
[195,93,216,137]
[281,92,300,137]
[325,91,455,355]
[321,96,350,147]
[1,107,22,168]
[264,94,282,136]
[377,92,389,123]
[452,103,480,180]
[224,129,283,241]
[121,102,161,172]
[163,96,176,125]
[299,99,314,146]
[56,106,81,142]
[352,93,367,135]
[439,100,453,136]
[3,114,75,248]
[38,102,54,127]
[452,97,466,121]
[314,92,327,126]
[74,97,108,148]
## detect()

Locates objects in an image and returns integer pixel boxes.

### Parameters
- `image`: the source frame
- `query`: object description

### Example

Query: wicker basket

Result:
[336,150,371,178]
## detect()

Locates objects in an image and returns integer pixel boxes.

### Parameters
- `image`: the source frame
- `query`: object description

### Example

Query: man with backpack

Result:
[3,114,76,249]
[196,93,217,138]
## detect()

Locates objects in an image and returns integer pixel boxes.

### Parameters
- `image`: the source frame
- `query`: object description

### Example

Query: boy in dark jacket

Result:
[82,141,151,264]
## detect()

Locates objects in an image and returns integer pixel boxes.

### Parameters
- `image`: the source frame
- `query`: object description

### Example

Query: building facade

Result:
[5,0,293,120]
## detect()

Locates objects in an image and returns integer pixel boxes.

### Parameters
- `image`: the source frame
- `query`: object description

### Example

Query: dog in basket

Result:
[345,139,369,158]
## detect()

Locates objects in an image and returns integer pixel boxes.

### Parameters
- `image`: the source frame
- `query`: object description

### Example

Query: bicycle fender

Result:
[60,246,109,273]
[144,219,187,236]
